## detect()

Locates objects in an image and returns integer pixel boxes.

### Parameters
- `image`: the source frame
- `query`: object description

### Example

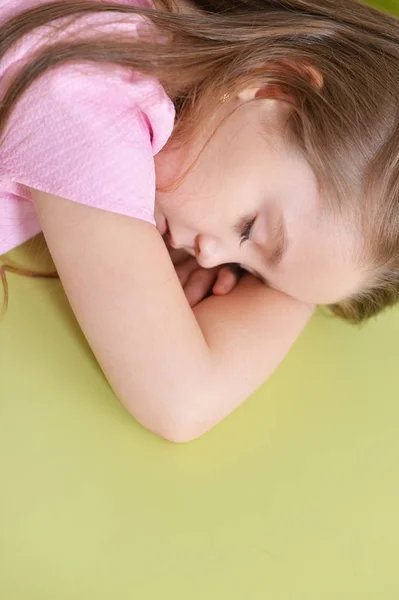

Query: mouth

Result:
[163,218,169,236]
[155,207,169,236]
[165,220,178,249]
[159,216,196,254]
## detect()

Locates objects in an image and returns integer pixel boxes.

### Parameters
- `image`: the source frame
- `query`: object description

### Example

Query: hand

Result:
[175,256,244,307]
[161,231,244,306]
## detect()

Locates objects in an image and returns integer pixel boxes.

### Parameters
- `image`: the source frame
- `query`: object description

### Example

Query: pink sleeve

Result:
[0,60,174,225]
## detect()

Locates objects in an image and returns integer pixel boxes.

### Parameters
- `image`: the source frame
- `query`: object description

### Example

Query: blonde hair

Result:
[0,0,398,324]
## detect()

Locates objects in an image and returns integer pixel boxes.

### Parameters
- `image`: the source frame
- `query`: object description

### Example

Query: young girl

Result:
[0,0,398,442]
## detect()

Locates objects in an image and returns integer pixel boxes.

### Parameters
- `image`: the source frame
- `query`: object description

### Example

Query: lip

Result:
[165,220,179,248]
[156,215,168,236]
[163,219,195,254]
[167,231,178,249]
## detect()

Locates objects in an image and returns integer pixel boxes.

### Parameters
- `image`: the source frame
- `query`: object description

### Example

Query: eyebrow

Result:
[268,214,289,267]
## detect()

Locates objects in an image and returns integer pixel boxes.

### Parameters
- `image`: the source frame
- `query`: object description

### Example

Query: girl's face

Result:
[154,93,365,305]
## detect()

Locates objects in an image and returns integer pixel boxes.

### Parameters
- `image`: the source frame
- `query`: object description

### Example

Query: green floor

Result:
[1,2,399,597]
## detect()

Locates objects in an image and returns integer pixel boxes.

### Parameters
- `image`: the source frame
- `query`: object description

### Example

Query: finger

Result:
[168,247,192,267]
[175,257,200,287]
[212,266,240,294]
[184,268,219,307]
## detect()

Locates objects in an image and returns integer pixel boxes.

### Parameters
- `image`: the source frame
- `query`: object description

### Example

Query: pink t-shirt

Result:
[0,0,175,255]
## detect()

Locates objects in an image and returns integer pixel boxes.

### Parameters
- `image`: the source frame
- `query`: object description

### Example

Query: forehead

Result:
[250,140,365,302]
[275,197,365,303]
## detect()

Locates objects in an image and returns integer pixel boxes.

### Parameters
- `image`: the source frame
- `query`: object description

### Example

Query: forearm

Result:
[178,273,315,440]
[30,189,311,444]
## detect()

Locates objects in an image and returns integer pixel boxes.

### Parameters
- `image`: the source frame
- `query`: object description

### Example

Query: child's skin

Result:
[154,53,366,307]
[25,0,374,442]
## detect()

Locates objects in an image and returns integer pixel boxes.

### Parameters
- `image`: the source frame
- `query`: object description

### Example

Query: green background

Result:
[1,1,399,597]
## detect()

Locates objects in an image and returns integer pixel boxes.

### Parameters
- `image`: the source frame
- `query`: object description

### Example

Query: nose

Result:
[195,234,226,269]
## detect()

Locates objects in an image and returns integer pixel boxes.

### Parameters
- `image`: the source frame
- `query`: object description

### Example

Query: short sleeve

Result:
[0,60,175,225]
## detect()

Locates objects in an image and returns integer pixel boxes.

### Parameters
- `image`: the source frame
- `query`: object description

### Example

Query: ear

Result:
[237,62,323,103]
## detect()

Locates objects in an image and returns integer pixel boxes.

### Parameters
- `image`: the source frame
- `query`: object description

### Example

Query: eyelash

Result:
[240,216,256,246]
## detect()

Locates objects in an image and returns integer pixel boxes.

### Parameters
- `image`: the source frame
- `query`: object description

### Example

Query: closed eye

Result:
[239,216,256,246]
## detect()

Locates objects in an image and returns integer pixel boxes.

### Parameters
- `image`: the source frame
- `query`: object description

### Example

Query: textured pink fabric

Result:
[0,0,175,255]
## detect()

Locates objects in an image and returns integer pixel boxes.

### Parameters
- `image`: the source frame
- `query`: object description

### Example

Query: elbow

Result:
[148,411,208,444]
[157,427,203,444]
[122,398,210,444]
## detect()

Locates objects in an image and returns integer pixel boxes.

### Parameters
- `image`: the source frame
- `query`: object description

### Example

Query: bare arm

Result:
[190,275,314,437]
[30,189,314,442]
